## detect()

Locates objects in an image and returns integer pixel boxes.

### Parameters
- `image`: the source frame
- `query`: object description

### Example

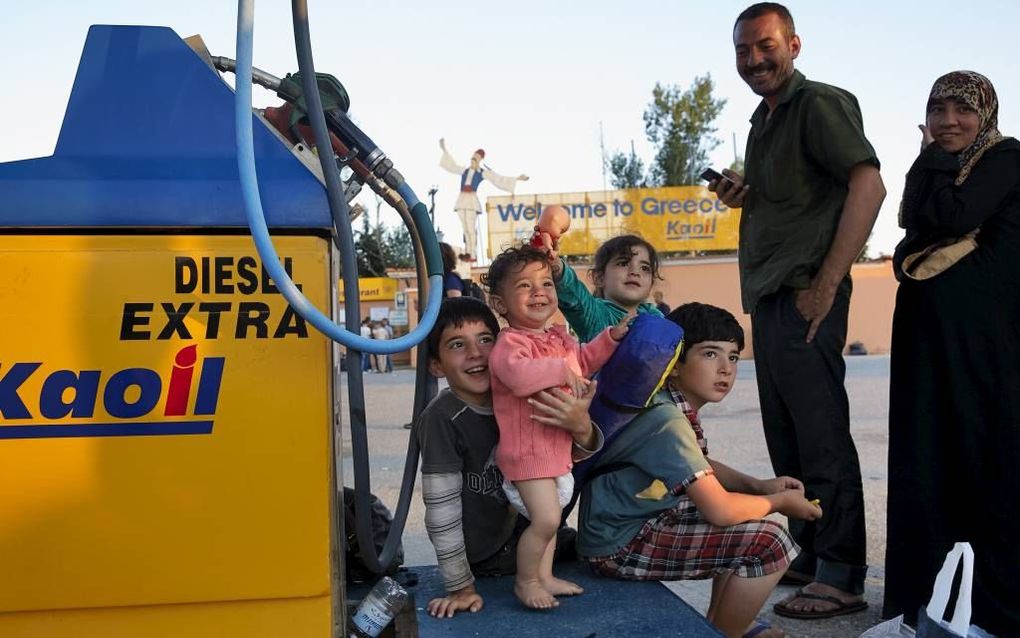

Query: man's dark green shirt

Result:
[739,70,879,313]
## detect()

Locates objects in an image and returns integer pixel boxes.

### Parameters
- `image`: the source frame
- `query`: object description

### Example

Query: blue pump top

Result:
[0,25,332,229]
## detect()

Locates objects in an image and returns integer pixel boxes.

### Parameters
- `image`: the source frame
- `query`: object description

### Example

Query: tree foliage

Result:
[354,215,387,276]
[643,75,726,187]
[607,142,646,190]
[352,214,415,277]
[381,225,414,269]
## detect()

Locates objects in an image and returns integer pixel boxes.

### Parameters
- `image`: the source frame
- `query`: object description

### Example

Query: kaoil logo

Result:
[0,345,225,439]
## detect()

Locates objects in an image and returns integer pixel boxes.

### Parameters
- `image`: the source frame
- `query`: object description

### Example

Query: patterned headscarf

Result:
[900,71,1004,229]
[927,71,1002,185]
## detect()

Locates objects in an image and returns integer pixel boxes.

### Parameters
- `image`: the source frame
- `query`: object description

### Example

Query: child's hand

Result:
[777,490,823,521]
[610,311,637,341]
[758,475,804,495]
[427,585,484,618]
[563,368,590,398]
[530,225,564,277]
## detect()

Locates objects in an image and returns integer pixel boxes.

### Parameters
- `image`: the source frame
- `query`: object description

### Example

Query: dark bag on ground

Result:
[342,487,405,583]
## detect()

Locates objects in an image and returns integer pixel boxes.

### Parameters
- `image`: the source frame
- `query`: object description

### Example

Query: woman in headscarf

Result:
[884,71,1020,636]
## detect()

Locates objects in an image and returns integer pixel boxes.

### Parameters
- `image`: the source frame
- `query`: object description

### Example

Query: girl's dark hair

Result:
[427,297,500,359]
[589,235,661,297]
[666,302,744,361]
[439,242,458,274]
[480,244,550,300]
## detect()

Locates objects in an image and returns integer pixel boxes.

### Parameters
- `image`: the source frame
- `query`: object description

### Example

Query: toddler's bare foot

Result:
[514,579,559,609]
[541,576,584,597]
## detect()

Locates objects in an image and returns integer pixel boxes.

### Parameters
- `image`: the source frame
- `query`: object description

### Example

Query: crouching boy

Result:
[415,297,603,618]
[577,303,821,638]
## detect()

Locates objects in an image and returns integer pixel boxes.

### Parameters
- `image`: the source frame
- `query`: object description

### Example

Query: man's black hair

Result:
[666,302,744,362]
[734,2,796,38]
[427,296,500,360]
[480,244,551,301]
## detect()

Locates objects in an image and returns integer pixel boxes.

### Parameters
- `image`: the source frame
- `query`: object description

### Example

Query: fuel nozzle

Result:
[275,72,405,190]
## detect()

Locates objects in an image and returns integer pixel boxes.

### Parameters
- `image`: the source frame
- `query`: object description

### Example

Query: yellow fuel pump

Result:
[0,15,440,636]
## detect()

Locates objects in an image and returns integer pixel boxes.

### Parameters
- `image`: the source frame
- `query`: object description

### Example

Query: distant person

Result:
[483,245,629,608]
[359,317,373,372]
[415,297,603,618]
[711,3,885,619]
[653,290,671,315]
[885,71,1020,637]
[381,318,394,372]
[440,242,465,298]
[578,304,820,638]
[371,320,390,373]
[439,138,529,262]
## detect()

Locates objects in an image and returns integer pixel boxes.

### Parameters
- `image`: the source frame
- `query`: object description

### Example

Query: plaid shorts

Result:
[586,495,799,581]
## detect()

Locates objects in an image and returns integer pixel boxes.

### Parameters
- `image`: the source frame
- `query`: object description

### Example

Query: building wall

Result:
[542,257,898,358]
[397,257,898,367]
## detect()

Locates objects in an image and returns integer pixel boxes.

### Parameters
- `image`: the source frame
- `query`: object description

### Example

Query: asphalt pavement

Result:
[340,355,892,638]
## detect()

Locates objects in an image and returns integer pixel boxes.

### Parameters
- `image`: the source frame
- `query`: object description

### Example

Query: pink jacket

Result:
[489,325,618,481]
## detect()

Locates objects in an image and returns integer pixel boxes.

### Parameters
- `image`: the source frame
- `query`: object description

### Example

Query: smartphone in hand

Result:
[699,167,730,184]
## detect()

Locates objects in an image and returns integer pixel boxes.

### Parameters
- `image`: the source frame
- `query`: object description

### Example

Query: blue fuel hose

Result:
[234,0,442,355]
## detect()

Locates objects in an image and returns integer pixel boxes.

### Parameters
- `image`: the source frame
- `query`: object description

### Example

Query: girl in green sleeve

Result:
[545,234,664,343]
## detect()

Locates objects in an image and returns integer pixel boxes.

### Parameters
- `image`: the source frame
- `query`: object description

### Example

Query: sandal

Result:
[773,587,868,619]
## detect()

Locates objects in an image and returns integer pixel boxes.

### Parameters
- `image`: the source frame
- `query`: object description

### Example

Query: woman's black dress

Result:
[885,140,1020,637]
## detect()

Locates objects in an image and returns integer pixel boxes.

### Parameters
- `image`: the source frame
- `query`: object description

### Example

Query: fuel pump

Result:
[0,4,439,635]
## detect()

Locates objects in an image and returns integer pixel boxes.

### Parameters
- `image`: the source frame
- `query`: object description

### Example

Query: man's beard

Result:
[741,61,792,98]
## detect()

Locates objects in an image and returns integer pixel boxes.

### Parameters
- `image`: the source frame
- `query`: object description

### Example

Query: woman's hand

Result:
[919,124,935,149]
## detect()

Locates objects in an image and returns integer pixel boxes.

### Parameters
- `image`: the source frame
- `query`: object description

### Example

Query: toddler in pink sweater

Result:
[482,244,631,609]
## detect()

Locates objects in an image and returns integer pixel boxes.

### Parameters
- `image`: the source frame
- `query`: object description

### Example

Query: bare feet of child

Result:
[540,576,584,597]
[514,578,559,609]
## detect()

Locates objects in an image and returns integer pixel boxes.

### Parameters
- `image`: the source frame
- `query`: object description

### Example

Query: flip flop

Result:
[743,620,775,638]
[773,587,868,619]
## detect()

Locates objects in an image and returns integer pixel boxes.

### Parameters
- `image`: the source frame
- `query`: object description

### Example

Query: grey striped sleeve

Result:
[422,471,474,592]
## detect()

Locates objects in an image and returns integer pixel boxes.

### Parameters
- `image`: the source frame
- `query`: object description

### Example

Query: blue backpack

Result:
[573,314,684,487]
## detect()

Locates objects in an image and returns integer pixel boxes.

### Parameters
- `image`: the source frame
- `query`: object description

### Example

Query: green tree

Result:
[354,215,387,276]
[607,141,646,189]
[381,225,414,269]
[643,75,726,186]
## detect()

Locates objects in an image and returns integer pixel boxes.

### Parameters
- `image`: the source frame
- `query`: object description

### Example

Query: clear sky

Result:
[3,1,1018,257]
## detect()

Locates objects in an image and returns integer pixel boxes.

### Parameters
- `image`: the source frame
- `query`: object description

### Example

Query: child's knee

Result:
[526,510,561,537]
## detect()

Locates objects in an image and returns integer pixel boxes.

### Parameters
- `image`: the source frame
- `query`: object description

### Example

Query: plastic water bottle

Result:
[348,576,408,637]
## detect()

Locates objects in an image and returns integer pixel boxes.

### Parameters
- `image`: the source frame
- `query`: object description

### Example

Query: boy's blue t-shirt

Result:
[576,390,712,558]
[555,259,662,343]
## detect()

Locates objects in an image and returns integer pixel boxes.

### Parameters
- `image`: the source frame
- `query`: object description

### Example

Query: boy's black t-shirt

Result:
[415,388,516,563]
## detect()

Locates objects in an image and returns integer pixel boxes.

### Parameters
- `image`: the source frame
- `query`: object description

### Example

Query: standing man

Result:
[711,3,886,620]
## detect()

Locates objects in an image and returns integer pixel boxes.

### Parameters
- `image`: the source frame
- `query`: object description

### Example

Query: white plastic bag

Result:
[915,542,996,638]
[859,615,916,638]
